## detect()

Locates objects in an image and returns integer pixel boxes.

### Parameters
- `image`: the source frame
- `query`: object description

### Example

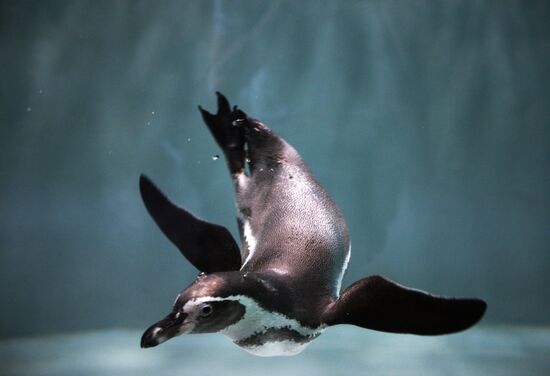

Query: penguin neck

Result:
[215,293,325,357]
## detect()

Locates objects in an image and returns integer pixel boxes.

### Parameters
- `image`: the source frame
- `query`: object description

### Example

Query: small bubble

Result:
[108,150,113,155]
[259,168,264,172]
[151,111,155,115]
[270,168,274,172]
[26,107,32,112]
[212,155,220,161]
[232,121,237,126]
[147,121,151,125]
[187,138,191,142]
[38,90,43,94]
[245,157,251,163]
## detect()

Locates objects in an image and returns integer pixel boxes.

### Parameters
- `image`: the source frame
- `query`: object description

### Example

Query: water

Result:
[1,0,549,374]
[2,326,549,376]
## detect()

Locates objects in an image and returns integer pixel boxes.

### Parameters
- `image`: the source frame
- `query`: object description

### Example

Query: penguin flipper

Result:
[322,275,486,335]
[139,174,241,273]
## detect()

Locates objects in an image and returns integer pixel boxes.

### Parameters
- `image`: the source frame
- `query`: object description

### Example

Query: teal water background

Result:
[1,1,549,374]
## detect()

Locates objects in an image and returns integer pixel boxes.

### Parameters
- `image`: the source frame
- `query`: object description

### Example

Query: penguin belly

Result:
[215,295,324,356]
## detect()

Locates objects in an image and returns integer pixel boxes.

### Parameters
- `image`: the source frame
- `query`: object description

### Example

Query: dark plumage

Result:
[139,93,486,357]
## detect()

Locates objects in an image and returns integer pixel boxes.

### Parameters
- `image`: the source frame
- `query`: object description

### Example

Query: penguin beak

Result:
[141,311,193,348]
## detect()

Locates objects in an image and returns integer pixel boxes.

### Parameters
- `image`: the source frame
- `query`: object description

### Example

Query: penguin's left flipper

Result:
[139,174,241,273]
[322,275,486,335]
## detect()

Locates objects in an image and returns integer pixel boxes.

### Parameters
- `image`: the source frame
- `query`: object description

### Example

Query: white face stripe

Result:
[335,243,351,297]
[240,221,257,269]
[184,295,323,357]
[184,295,323,339]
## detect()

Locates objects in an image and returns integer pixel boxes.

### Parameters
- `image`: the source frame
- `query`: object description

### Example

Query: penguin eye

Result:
[199,303,213,317]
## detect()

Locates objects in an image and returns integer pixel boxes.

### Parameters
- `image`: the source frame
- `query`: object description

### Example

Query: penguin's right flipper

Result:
[322,275,486,335]
[139,174,241,273]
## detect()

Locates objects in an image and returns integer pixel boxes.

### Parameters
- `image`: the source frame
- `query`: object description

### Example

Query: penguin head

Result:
[141,272,271,348]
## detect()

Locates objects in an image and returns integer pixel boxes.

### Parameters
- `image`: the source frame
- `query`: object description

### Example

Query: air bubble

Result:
[212,155,220,161]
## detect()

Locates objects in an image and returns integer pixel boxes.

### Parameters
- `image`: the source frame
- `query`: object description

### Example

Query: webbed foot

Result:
[198,92,248,173]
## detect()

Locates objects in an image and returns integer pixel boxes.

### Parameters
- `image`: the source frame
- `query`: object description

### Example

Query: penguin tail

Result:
[322,275,486,335]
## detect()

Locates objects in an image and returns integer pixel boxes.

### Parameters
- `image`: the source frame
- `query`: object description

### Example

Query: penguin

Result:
[139,92,486,357]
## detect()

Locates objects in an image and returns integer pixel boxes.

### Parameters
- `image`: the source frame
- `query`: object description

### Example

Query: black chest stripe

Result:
[236,327,321,347]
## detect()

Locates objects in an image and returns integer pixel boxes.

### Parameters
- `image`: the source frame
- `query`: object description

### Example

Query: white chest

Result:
[240,339,312,357]
[194,295,324,357]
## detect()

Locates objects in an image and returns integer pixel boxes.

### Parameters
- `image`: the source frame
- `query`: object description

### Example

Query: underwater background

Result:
[1,0,549,375]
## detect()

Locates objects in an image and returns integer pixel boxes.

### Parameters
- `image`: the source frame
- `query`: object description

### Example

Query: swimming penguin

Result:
[139,92,486,357]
